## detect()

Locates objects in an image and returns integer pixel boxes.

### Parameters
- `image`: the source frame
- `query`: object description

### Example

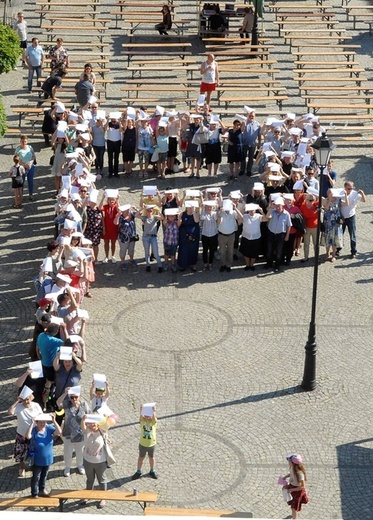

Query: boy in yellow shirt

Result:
[132,403,158,480]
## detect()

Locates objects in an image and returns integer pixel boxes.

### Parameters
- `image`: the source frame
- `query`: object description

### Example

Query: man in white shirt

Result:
[340,181,366,258]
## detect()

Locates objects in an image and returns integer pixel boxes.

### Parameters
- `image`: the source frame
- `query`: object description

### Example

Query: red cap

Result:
[38,298,52,307]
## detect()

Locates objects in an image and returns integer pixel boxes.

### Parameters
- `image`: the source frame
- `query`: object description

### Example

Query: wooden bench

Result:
[292,50,356,61]
[145,507,252,517]
[275,19,338,37]
[111,6,177,28]
[36,0,98,8]
[51,489,157,512]
[124,18,189,37]
[39,41,109,51]
[280,29,346,47]
[293,67,364,78]
[0,497,59,510]
[301,85,370,96]
[41,16,110,29]
[295,61,359,69]
[307,102,373,114]
[44,58,109,68]
[44,26,108,43]
[12,107,44,127]
[345,6,373,30]
[122,85,196,99]
[270,3,329,13]
[219,94,288,110]
[35,8,99,25]
[294,43,361,53]
[215,85,286,100]
[122,50,192,65]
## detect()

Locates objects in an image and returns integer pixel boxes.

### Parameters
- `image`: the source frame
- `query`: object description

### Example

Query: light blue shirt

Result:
[26,44,44,67]
[268,209,291,234]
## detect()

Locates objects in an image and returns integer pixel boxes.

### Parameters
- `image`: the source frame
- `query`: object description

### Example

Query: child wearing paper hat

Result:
[90,375,110,412]
[282,453,309,518]
[205,115,226,177]
[99,190,119,264]
[163,208,179,272]
[131,403,158,481]
[8,386,43,477]
[51,130,69,195]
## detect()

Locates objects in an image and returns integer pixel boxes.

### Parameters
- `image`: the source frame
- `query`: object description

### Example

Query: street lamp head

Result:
[311,132,334,167]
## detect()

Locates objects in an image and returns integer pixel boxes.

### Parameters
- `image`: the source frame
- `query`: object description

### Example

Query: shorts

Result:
[122,149,136,162]
[168,136,178,158]
[139,444,155,458]
[200,82,216,93]
[20,40,28,49]
[158,152,167,162]
[42,365,55,382]
[138,150,151,164]
[164,243,178,257]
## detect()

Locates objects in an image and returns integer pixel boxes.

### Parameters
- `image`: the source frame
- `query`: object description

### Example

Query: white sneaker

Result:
[78,466,85,475]
[63,468,70,477]
[102,258,108,264]
[111,257,117,263]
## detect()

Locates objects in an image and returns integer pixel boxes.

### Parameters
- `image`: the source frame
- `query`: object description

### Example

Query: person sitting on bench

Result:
[155,5,172,35]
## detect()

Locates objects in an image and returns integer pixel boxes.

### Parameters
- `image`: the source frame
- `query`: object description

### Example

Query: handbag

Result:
[99,430,116,467]
[49,155,55,166]
[192,130,209,145]
[130,234,139,242]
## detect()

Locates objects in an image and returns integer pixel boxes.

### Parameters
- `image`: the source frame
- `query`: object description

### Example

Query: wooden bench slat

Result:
[145,507,247,517]
[0,497,59,509]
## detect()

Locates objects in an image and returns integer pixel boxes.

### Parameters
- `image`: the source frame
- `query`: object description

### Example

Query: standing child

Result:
[90,380,110,412]
[132,403,158,480]
[282,453,309,519]
[156,123,169,179]
[9,154,25,208]
[163,209,179,272]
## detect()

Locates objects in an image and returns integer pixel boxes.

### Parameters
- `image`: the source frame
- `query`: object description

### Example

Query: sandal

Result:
[85,292,92,298]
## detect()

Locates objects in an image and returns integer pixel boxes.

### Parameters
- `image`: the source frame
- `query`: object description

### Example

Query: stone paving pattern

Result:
[0,0,373,518]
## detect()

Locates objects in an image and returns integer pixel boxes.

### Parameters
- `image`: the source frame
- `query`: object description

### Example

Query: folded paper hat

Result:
[109,112,122,120]
[75,123,89,132]
[185,200,199,208]
[223,199,233,211]
[81,238,92,245]
[63,219,77,230]
[234,114,246,123]
[126,106,136,120]
[85,414,105,423]
[289,127,302,136]
[19,385,33,400]
[206,187,220,193]
[64,260,78,269]
[143,185,157,196]
[229,191,241,199]
[105,189,119,199]
[293,180,304,191]
[68,385,81,396]
[56,130,66,138]
[245,203,259,211]
[155,105,165,116]
[244,105,255,113]
[264,150,276,157]
[146,204,157,210]
[35,413,53,422]
[330,188,345,198]
[164,208,179,216]
[270,193,282,201]
[268,174,281,181]
[56,273,72,283]
[89,189,99,203]
[281,151,294,158]
[166,110,177,117]
[274,197,285,205]
[71,193,81,202]
[185,189,200,197]
[253,182,264,190]
[158,121,167,128]
[306,187,319,196]
[202,200,217,206]
[286,113,296,120]
[283,193,295,200]
[119,204,131,212]
[80,132,90,141]
[164,189,179,194]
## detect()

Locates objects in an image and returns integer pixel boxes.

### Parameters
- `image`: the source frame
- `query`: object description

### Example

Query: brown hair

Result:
[294,463,307,483]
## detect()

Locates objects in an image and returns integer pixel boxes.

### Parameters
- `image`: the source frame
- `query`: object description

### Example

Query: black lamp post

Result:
[251,0,259,48]
[301,132,334,391]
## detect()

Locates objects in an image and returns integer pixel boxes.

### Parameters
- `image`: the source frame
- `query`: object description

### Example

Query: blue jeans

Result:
[27,66,42,92]
[142,236,162,267]
[342,215,357,254]
[241,144,256,175]
[22,164,35,196]
[31,465,49,497]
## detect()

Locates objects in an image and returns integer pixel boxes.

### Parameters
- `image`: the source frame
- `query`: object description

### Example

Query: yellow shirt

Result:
[139,417,157,447]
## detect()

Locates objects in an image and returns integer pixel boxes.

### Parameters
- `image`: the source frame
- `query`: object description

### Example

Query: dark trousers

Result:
[107,140,121,175]
[31,465,49,497]
[202,234,218,264]
[342,215,357,254]
[93,145,105,170]
[241,145,256,175]
[267,231,286,268]
[282,233,296,264]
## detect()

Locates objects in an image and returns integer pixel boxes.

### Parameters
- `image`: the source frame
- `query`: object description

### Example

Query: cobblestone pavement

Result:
[0,0,373,518]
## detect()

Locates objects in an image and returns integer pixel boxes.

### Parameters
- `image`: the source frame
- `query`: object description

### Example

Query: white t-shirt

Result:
[83,430,106,463]
[14,402,43,437]
[340,190,362,219]
[242,213,263,240]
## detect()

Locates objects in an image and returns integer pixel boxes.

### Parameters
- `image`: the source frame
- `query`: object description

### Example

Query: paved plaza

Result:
[0,0,373,518]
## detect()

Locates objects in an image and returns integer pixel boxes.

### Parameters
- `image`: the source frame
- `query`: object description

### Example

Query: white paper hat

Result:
[69,334,83,343]
[96,110,106,121]
[126,106,136,120]
[75,123,89,132]
[223,199,233,211]
[209,114,220,124]
[71,193,81,202]
[80,132,90,141]
[269,164,280,173]
[143,186,157,196]
[203,200,217,207]
[145,204,157,210]
[109,112,122,120]
[164,208,179,216]
[35,413,53,422]
[264,150,276,158]
[56,129,66,138]
[81,237,92,245]
[281,151,294,158]
[68,111,79,122]
[85,414,105,423]
[89,189,99,203]
[60,188,69,199]
[19,385,33,400]
[272,120,285,128]
[311,117,319,123]
[244,105,255,114]
[206,187,220,193]
[56,273,72,283]
[56,102,66,114]
[68,210,82,222]
[330,188,345,198]
[293,180,304,191]
[306,186,319,197]
[93,373,106,388]
[63,219,77,230]
[185,200,199,208]
[185,189,200,197]
[286,113,296,120]
[189,114,202,119]
[155,105,165,116]
[253,182,264,190]
[283,193,295,200]
[105,189,119,199]
[119,204,131,212]
[245,203,259,211]
[158,120,167,128]
[68,385,81,396]
[142,402,156,417]
[268,175,281,181]
[166,110,177,117]
[229,191,241,199]
[270,193,281,201]
[289,127,302,136]
[164,189,179,194]
[273,197,285,205]
[60,346,73,360]
[196,94,205,106]
[234,114,246,123]
[82,110,92,121]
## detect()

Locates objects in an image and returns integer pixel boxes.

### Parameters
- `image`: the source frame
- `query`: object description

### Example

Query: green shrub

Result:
[0,22,21,74]
[0,94,6,137]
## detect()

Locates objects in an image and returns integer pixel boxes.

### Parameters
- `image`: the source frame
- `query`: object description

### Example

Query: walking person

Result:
[9,154,25,208]
[26,413,62,498]
[15,134,37,201]
[13,12,28,65]
[25,38,44,93]
[200,54,219,107]
[282,453,309,519]
[240,107,261,177]
[340,181,366,259]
